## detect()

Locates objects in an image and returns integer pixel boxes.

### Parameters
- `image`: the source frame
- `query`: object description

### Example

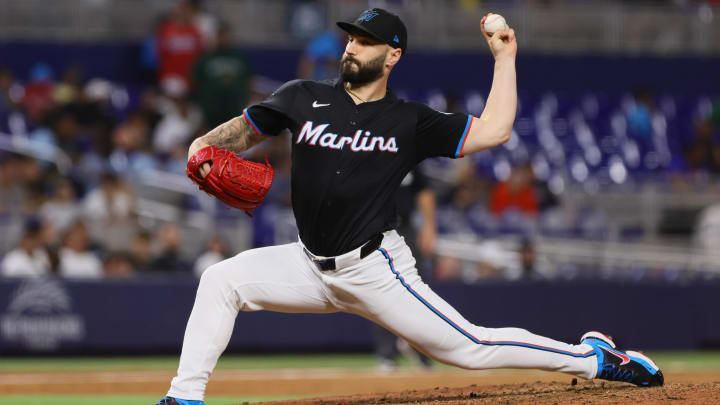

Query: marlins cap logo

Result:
[358,10,380,22]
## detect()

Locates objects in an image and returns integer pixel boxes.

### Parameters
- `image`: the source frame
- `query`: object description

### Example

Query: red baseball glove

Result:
[186,145,274,216]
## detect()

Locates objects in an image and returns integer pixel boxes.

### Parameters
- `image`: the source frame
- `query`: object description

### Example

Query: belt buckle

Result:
[309,254,326,264]
[304,248,335,271]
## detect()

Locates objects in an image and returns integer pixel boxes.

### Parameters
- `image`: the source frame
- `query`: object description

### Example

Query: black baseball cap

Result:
[337,8,407,53]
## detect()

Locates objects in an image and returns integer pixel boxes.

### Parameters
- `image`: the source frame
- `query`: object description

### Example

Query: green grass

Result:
[647,351,720,371]
[2,351,720,373]
[0,394,301,405]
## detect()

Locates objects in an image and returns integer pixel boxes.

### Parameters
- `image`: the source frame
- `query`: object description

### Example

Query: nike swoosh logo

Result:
[312,101,331,108]
[602,346,631,365]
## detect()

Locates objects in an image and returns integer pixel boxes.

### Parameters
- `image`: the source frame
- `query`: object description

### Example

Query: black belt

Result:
[304,233,384,271]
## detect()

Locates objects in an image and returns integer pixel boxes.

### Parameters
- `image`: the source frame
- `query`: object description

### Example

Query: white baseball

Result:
[483,14,507,35]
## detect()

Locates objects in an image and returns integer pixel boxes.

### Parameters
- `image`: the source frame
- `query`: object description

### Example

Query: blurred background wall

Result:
[1,0,719,354]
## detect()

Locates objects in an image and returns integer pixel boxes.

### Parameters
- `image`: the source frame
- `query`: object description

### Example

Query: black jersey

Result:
[244,79,473,256]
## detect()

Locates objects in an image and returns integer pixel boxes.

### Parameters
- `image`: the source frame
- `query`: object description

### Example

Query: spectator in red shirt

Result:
[156,0,204,89]
[23,63,55,123]
[490,164,538,217]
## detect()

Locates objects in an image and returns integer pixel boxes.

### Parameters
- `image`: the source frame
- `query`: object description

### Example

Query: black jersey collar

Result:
[334,79,397,106]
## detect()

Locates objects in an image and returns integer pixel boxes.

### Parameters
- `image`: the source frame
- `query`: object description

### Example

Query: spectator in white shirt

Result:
[82,173,136,252]
[58,221,102,279]
[39,177,80,234]
[1,220,51,278]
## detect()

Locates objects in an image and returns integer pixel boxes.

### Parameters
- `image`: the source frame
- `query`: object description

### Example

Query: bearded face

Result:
[340,53,386,85]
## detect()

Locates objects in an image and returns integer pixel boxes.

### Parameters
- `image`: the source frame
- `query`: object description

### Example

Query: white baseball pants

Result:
[167,230,597,400]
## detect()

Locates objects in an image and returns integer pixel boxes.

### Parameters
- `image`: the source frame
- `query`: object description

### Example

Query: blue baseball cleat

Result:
[156,396,204,405]
[581,331,664,387]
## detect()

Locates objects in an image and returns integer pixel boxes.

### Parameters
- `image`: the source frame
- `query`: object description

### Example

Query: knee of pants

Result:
[418,327,490,369]
[197,257,260,311]
[424,345,476,369]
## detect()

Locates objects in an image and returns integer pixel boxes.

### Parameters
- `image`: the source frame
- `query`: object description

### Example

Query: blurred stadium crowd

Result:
[1,0,720,282]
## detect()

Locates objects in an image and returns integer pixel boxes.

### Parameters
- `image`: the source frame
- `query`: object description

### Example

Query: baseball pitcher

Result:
[158,9,662,405]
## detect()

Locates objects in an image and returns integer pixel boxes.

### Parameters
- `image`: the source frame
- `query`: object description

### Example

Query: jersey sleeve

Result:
[243,79,302,136]
[413,102,474,160]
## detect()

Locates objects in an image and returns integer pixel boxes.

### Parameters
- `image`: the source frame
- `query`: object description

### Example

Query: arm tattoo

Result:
[199,116,265,153]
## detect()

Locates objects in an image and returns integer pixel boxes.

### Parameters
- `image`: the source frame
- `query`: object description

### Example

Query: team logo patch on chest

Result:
[296,121,398,153]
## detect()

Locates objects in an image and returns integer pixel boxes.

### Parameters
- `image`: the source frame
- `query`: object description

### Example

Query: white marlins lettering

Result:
[296,121,398,153]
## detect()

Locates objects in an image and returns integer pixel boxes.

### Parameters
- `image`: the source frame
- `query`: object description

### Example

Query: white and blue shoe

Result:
[156,396,204,405]
[581,331,664,387]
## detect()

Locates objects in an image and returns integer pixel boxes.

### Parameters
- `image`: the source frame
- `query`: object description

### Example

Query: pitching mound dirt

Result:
[254,380,720,405]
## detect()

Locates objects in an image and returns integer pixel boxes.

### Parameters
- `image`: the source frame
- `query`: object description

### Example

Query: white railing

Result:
[436,235,720,277]
[0,134,72,174]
